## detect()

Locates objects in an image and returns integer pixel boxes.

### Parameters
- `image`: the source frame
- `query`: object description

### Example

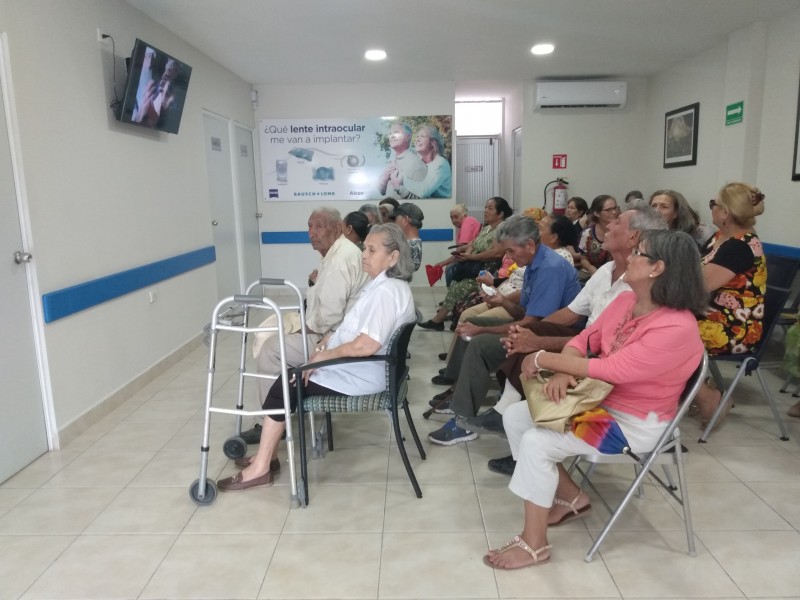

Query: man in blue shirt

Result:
[429,214,581,445]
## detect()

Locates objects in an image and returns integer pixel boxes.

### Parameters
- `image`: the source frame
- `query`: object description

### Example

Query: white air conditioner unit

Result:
[535,80,627,110]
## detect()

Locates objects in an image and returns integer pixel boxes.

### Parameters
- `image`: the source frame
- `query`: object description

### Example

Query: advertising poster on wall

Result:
[259,116,453,201]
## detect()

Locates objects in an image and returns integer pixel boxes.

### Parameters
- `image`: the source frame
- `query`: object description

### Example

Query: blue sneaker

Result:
[428,418,478,446]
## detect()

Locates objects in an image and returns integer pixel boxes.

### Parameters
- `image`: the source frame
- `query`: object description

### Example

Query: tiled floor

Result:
[2,286,800,599]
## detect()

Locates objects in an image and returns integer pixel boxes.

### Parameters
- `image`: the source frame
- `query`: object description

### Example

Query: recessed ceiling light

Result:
[365,49,387,61]
[531,43,555,55]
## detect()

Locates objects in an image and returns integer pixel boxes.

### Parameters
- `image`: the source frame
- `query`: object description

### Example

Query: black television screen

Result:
[117,39,192,134]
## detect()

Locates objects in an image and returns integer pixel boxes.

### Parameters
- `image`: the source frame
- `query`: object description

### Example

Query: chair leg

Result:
[392,408,423,498]
[326,412,334,451]
[673,435,697,556]
[297,396,310,507]
[699,358,751,442]
[756,368,790,441]
[585,454,661,563]
[402,399,427,460]
[661,465,677,491]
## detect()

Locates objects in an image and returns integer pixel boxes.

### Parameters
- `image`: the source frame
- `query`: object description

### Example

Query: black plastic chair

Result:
[765,254,800,289]
[291,321,426,506]
[700,285,792,442]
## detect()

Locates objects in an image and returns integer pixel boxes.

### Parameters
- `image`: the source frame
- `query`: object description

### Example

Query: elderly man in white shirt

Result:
[242,207,368,444]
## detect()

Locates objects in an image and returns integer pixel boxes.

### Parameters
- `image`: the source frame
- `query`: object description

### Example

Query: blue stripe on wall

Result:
[261,228,453,244]
[763,243,800,260]
[41,246,216,323]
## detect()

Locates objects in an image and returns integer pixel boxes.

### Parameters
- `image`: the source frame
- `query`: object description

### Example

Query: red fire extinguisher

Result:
[543,178,569,215]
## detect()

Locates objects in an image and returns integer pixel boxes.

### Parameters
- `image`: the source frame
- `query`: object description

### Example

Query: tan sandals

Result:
[483,535,551,570]
[549,492,591,526]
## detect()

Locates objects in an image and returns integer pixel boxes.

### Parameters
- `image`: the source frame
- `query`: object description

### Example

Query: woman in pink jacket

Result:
[484,229,706,570]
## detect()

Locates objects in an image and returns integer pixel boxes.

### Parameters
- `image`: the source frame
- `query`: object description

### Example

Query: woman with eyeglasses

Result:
[577,195,618,278]
[483,229,705,570]
[692,182,766,428]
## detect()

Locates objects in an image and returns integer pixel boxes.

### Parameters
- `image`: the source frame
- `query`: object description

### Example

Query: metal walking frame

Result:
[189,278,311,508]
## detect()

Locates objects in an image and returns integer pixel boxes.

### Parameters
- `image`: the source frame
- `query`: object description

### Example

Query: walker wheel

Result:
[189,478,218,505]
[223,436,247,459]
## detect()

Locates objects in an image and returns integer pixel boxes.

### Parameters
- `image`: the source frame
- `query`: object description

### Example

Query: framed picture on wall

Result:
[793,71,800,181]
[663,102,699,168]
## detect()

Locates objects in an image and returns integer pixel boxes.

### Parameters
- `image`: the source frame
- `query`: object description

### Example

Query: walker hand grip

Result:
[233,294,262,304]
[259,278,286,286]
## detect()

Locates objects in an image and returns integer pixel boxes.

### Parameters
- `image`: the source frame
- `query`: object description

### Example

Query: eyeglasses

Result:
[632,248,655,260]
[601,206,621,213]
[708,199,719,209]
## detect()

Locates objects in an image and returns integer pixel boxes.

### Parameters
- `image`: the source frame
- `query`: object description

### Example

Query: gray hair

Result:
[450,204,468,216]
[417,124,445,156]
[368,223,414,282]
[395,122,413,138]
[626,205,669,233]
[310,207,341,225]
[359,204,382,224]
[650,189,697,234]
[495,215,540,246]
[642,230,707,314]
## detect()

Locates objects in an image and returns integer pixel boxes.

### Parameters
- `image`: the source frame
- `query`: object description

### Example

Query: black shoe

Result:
[457,409,506,438]
[431,374,455,386]
[429,388,454,407]
[418,319,444,331]
[240,423,262,444]
[438,368,446,375]
[487,455,516,476]
[438,352,448,361]
[449,320,458,331]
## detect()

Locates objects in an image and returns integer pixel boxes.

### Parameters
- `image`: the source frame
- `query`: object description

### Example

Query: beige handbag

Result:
[522,371,614,433]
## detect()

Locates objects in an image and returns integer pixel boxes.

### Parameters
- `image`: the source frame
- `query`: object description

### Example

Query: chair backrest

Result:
[751,286,793,358]
[386,321,416,393]
[765,254,799,289]
[647,352,709,455]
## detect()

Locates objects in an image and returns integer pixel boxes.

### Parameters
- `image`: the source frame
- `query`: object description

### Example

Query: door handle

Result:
[211,220,219,226]
[13,250,33,264]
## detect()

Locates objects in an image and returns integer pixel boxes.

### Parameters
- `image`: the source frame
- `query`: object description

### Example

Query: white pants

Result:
[503,400,597,508]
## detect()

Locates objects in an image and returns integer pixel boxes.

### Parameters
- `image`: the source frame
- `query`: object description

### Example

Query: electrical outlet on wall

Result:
[97,28,109,43]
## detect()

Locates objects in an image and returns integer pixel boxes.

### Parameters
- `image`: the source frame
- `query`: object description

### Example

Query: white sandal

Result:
[549,492,591,526]
[483,535,551,570]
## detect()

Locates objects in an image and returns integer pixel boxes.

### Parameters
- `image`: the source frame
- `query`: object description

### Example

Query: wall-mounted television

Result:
[116,39,192,134]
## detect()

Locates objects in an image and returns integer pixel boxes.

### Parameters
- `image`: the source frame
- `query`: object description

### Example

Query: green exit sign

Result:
[726,101,744,126]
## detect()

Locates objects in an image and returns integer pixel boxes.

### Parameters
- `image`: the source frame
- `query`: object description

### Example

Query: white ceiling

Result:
[127,0,800,86]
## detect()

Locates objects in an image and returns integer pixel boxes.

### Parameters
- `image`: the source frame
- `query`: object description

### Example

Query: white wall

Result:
[757,8,800,247]
[644,11,800,247]
[253,81,456,282]
[519,77,649,210]
[0,0,254,433]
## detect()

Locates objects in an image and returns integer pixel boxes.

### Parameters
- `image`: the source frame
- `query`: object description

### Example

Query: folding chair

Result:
[699,285,792,442]
[569,353,708,563]
[291,321,426,506]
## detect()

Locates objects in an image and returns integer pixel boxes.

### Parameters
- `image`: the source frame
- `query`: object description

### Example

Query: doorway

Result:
[202,113,262,298]
[455,136,500,221]
[0,36,51,483]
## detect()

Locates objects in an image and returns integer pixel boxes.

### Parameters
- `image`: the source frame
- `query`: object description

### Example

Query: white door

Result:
[233,124,262,286]
[0,59,48,483]
[455,136,500,222]
[203,112,241,298]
